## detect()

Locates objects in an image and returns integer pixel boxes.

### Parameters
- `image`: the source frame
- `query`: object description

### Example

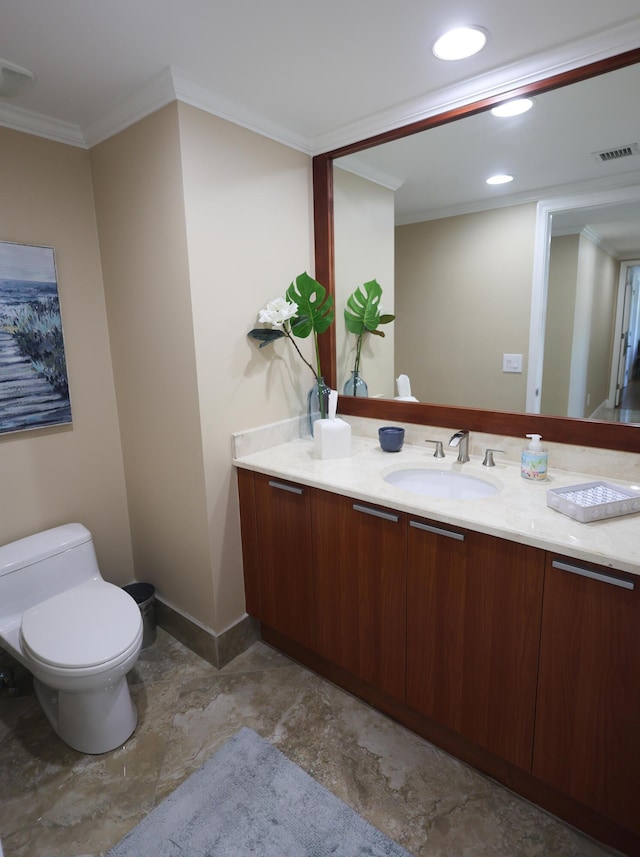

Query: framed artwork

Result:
[0,241,72,434]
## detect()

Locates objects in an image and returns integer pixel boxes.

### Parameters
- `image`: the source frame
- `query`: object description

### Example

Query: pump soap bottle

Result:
[521,434,548,481]
[314,390,352,459]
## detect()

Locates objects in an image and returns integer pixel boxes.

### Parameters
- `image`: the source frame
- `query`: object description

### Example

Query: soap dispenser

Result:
[314,390,352,459]
[521,434,548,481]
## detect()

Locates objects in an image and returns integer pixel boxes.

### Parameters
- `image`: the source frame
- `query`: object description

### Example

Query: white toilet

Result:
[0,523,143,754]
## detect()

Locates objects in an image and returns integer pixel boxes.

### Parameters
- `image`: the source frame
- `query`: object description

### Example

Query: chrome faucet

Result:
[449,430,470,463]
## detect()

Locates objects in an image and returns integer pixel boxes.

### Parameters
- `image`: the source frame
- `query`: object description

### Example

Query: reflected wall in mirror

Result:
[314,49,640,451]
[334,170,396,399]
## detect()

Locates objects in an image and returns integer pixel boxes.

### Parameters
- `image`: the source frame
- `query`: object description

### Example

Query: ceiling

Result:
[1,1,640,255]
[337,60,640,257]
[1,0,640,152]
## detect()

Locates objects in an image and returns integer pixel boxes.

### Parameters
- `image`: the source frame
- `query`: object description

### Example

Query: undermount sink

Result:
[384,467,500,499]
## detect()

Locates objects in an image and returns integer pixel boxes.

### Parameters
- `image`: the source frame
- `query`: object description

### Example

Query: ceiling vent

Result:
[592,143,640,164]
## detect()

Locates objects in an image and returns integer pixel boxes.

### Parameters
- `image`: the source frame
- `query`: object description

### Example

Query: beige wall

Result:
[542,235,579,416]
[0,128,134,583]
[1,102,313,637]
[395,204,537,410]
[543,232,618,418]
[334,168,395,398]
[571,234,618,417]
[90,104,216,626]
[90,103,313,632]
[176,102,313,630]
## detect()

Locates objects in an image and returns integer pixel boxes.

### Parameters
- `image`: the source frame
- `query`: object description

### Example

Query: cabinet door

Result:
[252,473,315,649]
[406,519,544,769]
[533,555,640,834]
[236,468,261,617]
[312,491,406,700]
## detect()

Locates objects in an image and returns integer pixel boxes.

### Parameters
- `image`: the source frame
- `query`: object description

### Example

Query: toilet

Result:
[0,523,143,754]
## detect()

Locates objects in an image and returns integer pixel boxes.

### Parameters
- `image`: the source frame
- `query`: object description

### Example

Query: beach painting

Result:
[0,241,72,434]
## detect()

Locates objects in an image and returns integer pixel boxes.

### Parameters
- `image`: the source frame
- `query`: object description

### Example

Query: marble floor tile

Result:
[0,630,623,857]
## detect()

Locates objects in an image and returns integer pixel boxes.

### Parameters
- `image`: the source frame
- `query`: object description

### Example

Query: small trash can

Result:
[123,582,156,649]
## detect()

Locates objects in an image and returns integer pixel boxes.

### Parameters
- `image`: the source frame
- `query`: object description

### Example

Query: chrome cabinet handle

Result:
[410,520,465,541]
[352,503,399,523]
[268,480,303,495]
[552,559,634,590]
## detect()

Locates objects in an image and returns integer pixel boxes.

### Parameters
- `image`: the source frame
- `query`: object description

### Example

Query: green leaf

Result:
[248,328,286,348]
[379,313,395,325]
[344,279,384,335]
[285,272,334,339]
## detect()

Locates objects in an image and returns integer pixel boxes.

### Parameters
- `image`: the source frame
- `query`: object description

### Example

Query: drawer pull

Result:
[410,520,465,541]
[552,559,634,590]
[268,480,303,495]
[352,503,399,523]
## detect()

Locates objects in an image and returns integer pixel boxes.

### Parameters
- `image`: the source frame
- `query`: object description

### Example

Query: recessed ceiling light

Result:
[486,174,514,185]
[433,26,488,61]
[490,98,535,118]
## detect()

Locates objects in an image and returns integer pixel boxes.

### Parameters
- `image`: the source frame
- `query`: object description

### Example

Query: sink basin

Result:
[384,468,499,499]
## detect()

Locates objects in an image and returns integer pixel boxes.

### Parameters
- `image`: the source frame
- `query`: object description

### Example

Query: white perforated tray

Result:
[547,480,640,523]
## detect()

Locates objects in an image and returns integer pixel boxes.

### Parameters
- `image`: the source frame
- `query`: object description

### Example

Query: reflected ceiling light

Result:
[486,174,514,185]
[0,59,35,97]
[433,26,488,61]
[490,98,535,118]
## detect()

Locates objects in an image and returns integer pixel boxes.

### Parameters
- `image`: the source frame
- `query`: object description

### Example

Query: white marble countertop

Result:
[234,435,640,577]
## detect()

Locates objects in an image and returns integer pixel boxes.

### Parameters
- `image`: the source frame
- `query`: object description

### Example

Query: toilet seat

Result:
[20,580,142,670]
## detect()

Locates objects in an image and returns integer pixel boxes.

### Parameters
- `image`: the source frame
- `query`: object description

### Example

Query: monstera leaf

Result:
[286,272,334,338]
[344,279,395,336]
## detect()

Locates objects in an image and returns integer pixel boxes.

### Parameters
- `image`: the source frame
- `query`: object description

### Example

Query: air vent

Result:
[592,143,640,163]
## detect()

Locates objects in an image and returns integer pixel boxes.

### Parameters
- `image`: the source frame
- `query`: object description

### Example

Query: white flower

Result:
[257,297,298,328]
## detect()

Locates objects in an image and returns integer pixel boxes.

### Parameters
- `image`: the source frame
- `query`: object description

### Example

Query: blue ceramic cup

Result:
[379,426,405,452]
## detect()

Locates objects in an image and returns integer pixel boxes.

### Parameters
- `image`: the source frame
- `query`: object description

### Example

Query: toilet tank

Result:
[0,524,102,621]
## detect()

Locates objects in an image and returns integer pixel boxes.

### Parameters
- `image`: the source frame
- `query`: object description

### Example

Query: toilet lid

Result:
[21,580,142,669]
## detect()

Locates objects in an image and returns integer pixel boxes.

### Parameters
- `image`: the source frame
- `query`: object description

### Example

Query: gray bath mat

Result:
[107,726,412,856]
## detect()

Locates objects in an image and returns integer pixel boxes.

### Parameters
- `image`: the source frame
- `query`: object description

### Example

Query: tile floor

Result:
[0,629,623,857]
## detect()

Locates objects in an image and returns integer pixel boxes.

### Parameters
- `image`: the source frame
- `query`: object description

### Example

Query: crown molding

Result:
[81,67,177,148]
[0,19,639,153]
[0,64,316,152]
[311,19,640,154]
[396,171,640,226]
[82,66,314,152]
[334,158,404,191]
[579,225,619,259]
[535,222,626,264]
[0,101,85,147]
[169,67,314,155]
[0,67,178,149]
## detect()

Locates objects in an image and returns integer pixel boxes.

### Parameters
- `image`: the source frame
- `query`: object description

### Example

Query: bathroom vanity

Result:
[235,434,640,855]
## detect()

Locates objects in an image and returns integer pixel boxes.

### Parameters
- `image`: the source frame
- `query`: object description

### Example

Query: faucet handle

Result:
[425,439,445,458]
[482,448,504,467]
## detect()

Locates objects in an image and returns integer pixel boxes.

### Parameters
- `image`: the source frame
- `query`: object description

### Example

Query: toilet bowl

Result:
[0,524,143,754]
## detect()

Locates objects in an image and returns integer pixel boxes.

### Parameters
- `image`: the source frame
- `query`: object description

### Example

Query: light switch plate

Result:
[503,353,523,373]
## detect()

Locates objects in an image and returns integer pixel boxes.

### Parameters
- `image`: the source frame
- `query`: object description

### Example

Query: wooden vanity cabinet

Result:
[311,491,406,700]
[237,468,640,853]
[533,555,640,836]
[238,472,407,697]
[242,471,315,649]
[406,518,545,769]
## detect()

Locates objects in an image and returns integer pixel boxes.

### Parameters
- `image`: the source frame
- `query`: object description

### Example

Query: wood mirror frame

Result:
[313,47,640,453]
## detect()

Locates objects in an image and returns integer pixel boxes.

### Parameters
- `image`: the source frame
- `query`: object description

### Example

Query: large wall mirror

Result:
[314,49,640,452]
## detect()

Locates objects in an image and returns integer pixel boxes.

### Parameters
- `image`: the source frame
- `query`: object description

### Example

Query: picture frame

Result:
[0,241,72,434]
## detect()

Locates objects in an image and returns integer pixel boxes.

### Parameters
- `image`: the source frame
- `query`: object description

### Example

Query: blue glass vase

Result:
[307,376,331,436]
[343,370,368,397]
